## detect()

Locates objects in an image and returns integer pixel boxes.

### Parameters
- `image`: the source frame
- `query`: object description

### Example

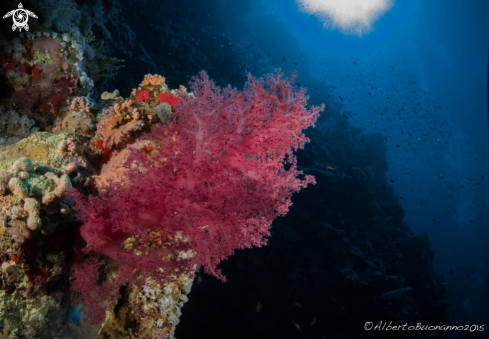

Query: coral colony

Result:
[0,26,322,337]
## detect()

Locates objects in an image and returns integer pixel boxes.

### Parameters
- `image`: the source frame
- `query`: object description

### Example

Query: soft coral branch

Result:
[70,70,322,323]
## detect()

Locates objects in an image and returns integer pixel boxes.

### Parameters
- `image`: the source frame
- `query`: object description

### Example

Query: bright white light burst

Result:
[296,0,393,36]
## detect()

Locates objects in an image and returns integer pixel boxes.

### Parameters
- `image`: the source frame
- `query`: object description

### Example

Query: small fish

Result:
[294,302,303,308]
[256,300,263,312]
[283,56,285,61]
[431,218,437,222]
[293,321,303,332]
[353,61,357,65]
[324,164,336,170]
[294,62,298,65]
[197,274,203,284]
[310,316,317,327]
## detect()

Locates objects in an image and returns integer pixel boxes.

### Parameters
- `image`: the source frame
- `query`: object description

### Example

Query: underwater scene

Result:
[0,0,487,338]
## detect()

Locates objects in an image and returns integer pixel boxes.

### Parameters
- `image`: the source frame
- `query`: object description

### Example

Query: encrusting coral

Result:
[23,198,41,232]
[94,74,180,150]
[0,109,38,146]
[0,131,100,337]
[101,89,120,100]
[0,132,95,178]
[1,32,95,132]
[98,274,192,339]
[0,157,73,242]
[53,97,95,135]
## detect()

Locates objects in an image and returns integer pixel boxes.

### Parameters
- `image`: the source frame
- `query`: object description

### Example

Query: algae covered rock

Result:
[0,289,60,338]
[0,109,38,146]
[0,132,86,169]
[0,131,99,338]
[0,132,97,241]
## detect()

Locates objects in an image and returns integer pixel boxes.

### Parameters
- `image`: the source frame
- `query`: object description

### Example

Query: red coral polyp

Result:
[143,144,153,153]
[91,140,113,164]
[158,91,179,107]
[135,89,151,103]
[31,65,41,80]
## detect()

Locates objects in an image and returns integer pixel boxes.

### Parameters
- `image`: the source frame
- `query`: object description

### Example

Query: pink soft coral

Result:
[70,70,322,323]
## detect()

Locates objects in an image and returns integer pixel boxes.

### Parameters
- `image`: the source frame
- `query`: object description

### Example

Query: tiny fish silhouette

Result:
[293,321,303,332]
[256,300,263,312]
